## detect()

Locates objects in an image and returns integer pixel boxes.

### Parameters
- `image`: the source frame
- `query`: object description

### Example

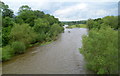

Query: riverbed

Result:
[2,25,91,74]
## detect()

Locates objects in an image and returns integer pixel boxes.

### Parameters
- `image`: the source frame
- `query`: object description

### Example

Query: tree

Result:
[0,1,9,11]
[34,10,45,18]
[2,8,14,18]
[10,23,37,46]
[14,16,24,24]
[33,18,50,33]
[87,19,94,30]
[18,5,31,14]
[0,1,14,18]
[49,23,63,37]
[103,16,118,29]
[44,14,60,25]
[2,17,14,27]
[80,27,118,74]
[2,26,12,46]
[17,10,36,26]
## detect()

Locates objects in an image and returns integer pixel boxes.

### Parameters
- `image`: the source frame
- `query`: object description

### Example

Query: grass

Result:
[79,24,87,28]
[66,24,87,28]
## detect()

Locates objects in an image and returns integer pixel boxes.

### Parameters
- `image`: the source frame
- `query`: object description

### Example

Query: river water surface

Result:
[2,25,91,74]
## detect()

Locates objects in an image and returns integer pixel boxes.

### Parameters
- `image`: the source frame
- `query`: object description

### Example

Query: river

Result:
[2,25,92,74]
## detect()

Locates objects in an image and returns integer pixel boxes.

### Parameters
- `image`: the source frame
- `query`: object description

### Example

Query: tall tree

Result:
[0,1,14,18]
[18,5,31,14]
[34,10,45,18]
[2,9,14,18]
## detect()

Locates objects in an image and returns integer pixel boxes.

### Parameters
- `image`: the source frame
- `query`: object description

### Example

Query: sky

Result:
[2,0,119,21]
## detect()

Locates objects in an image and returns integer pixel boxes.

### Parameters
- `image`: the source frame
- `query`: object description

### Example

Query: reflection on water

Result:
[2,25,92,74]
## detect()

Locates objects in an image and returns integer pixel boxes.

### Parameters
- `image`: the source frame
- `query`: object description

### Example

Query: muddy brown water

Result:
[2,25,92,74]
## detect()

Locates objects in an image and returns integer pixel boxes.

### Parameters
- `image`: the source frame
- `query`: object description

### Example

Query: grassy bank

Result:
[1,40,54,62]
[66,24,87,28]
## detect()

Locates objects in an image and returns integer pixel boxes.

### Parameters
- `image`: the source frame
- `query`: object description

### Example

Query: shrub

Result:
[33,18,50,33]
[49,23,63,37]
[2,45,14,61]
[2,26,12,46]
[0,48,1,61]
[2,17,14,27]
[12,41,26,54]
[80,26,118,74]
[10,23,37,46]
[36,33,46,42]
[76,24,80,28]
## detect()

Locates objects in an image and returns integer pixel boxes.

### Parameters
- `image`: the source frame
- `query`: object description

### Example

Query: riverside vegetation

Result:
[80,16,118,74]
[0,1,119,75]
[66,24,87,28]
[0,2,64,61]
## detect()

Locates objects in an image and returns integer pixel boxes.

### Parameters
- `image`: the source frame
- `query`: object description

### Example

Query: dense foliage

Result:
[11,41,26,54]
[80,16,118,74]
[1,2,64,61]
[87,16,118,30]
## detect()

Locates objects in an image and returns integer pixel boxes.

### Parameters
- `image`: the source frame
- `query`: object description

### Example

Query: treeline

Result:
[87,16,118,30]
[80,16,118,74]
[62,20,86,25]
[0,2,64,61]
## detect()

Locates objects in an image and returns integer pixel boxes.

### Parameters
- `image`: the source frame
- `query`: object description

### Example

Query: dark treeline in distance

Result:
[62,20,87,25]
[0,1,64,61]
[80,16,118,74]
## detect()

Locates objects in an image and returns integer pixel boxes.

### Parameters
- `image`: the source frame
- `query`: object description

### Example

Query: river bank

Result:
[66,24,87,28]
[2,26,93,74]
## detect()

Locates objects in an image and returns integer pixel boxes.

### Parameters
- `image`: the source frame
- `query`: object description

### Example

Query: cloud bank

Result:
[2,0,118,21]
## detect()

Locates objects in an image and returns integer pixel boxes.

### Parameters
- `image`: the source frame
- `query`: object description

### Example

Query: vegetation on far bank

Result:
[80,16,118,74]
[0,2,64,61]
[62,20,87,25]
[66,24,87,28]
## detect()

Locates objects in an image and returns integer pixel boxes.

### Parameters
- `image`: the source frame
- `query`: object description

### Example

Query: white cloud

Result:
[2,0,51,14]
[90,8,118,18]
[95,10,107,16]
[55,0,119,2]
[53,3,88,21]
[2,0,118,21]
[53,2,118,21]
[2,0,119,2]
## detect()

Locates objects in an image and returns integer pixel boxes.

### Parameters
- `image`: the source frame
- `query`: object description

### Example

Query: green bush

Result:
[12,41,26,54]
[10,23,37,46]
[33,18,50,33]
[76,24,80,27]
[36,33,46,42]
[87,16,118,30]
[2,26,12,46]
[2,45,14,61]
[0,48,2,61]
[49,23,63,37]
[2,17,14,27]
[80,26,118,74]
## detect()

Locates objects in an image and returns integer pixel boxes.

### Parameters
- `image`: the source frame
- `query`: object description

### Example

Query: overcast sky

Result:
[2,0,119,21]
